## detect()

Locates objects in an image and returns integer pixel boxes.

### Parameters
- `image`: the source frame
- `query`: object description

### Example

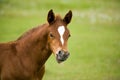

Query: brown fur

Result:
[0,10,72,80]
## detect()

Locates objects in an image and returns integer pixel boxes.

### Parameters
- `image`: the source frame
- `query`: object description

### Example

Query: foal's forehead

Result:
[49,15,68,32]
[54,15,66,26]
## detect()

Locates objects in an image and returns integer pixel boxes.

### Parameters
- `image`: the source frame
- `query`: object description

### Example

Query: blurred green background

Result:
[0,0,120,80]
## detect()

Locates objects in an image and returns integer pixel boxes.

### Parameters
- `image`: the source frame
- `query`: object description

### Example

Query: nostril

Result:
[58,50,62,55]
[65,52,70,57]
[67,52,70,56]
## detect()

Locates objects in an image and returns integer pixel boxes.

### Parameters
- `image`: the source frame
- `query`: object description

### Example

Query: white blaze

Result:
[58,26,65,45]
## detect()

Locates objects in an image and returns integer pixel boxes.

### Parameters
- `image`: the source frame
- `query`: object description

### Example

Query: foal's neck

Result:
[18,24,52,66]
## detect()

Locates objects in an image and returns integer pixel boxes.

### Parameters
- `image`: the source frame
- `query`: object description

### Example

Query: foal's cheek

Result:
[50,39,60,54]
[62,42,68,51]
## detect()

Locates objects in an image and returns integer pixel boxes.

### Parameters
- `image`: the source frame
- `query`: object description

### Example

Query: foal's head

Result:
[47,10,72,63]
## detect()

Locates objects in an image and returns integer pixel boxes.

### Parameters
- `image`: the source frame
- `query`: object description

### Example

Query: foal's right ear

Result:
[63,10,72,24]
[47,9,55,24]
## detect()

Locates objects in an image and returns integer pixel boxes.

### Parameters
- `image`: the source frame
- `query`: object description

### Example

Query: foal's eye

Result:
[68,34,71,37]
[49,33,54,38]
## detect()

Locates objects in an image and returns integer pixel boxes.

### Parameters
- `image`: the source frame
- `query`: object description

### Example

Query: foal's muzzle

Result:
[56,50,70,63]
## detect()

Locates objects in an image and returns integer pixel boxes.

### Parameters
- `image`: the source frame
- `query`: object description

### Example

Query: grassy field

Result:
[0,0,120,80]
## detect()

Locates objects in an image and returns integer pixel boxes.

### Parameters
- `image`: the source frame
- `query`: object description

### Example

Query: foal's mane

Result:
[17,24,46,40]
[17,27,39,40]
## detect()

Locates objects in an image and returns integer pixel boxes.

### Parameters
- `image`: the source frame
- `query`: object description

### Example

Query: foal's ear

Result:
[47,9,55,24]
[63,10,72,24]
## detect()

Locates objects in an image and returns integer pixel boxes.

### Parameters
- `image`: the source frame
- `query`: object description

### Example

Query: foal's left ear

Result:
[47,9,55,24]
[63,10,72,24]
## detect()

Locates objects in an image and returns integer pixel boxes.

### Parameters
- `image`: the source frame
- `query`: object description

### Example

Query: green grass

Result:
[0,0,120,80]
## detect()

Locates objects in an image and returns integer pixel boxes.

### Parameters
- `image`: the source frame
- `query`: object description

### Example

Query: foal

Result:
[0,9,72,80]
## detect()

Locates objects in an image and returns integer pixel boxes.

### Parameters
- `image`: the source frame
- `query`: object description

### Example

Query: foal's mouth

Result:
[55,50,70,63]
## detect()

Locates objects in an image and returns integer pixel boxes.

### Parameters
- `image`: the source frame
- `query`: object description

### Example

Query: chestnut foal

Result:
[0,9,72,80]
